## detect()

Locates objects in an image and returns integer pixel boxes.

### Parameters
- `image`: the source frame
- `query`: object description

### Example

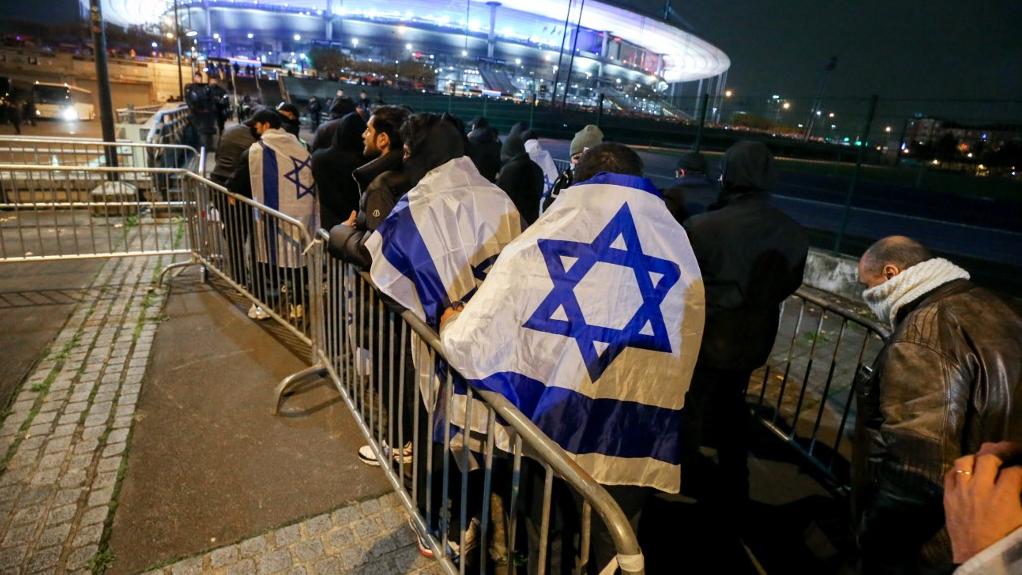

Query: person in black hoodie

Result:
[680,140,809,520]
[328,105,411,267]
[311,112,367,230]
[275,102,302,139]
[661,151,716,225]
[310,97,357,152]
[466,116,502,182]
[496,122,544,225]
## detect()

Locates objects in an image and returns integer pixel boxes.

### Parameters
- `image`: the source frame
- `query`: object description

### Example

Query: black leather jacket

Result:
[855,279,1022,572]
[327,149,410,268]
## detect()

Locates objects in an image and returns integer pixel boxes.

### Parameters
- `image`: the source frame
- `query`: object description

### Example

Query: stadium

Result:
[99,0,730,115]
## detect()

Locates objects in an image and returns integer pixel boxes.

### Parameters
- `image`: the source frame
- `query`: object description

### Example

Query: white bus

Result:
[31,82,96,121]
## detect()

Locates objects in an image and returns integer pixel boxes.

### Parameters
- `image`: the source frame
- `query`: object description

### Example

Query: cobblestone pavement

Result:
[149,493,446,575]
[0,254,165,573]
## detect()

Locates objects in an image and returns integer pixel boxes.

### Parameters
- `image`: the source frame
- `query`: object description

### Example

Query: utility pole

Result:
[833,95,879,254]
[89,0,117,171]
[803,56,837,142]
[560,0,586,110]
[174,0,184,99]
[549,0,573,108]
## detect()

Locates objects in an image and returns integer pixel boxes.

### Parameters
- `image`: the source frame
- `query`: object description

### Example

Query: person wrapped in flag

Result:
[440,143,705,572]
[228,107,318,320]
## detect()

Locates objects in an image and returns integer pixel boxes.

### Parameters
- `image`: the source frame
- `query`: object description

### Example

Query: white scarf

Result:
[861,258,970,326]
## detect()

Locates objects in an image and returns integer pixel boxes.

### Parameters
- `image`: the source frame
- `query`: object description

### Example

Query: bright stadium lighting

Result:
[828,112,835,118]
[725,89,733,97]
[212,33,220,40]
[151,41,158,48]
[185,30,198,38]
[461,50,468,57]
[247,32,254,39]
[397,25,407,35]
[352,38,359,47]
[515,58,522,65]
[406,43,413,51]
[293,33,301,41]
[782,102,791,110]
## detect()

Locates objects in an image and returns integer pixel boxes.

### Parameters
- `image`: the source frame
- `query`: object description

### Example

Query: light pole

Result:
[173,0,183,99]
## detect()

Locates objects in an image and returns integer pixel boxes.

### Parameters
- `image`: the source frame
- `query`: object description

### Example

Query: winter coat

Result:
[311,113,367,230]
[496,125,543,225]
[683,142,808,371]
[327,149,410,268]
[855,279,1022,571]
[210,124,257,185]
[310,98,357,153]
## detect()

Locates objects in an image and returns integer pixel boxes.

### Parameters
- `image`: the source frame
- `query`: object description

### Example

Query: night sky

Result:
[3,0,1020,123]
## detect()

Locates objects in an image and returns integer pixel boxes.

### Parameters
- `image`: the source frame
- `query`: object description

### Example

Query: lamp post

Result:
[173,0,184,99]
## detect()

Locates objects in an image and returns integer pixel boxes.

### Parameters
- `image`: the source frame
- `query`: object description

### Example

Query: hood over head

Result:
[720,140,776,194]
[329,97,357,119]
[402,113,466,186]
[331,111,367,152]
[501,122,528,163]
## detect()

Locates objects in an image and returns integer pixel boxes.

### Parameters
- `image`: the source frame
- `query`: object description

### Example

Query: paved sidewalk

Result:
[0,254,164,572]
[148,493,443,575]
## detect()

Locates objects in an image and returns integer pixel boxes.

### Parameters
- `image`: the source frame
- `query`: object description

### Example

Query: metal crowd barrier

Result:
[0,136,200,172]
[745,288,889,494]
[0,164,194,263]
[264,232,645,575]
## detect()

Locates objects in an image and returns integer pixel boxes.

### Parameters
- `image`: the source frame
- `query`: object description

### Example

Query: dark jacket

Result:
[311,113,366,230]
[661,173,715,225]
[227,147,253,199]
[210,124,256,185]
[683,142,808,371]
[282,116,301,139]
[496,131,544,226]
[327,149,410,268]
[855,279,1022,571]
[467,126,502,182]
[541,168,572,213]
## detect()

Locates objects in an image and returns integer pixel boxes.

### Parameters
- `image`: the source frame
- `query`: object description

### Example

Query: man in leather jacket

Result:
[854,236,1022,573]
[327,106,410,267]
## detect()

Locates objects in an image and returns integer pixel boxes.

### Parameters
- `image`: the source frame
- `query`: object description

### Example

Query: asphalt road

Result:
[542,140,1022,272]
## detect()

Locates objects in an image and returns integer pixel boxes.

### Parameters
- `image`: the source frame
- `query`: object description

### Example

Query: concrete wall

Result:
[802,248,863,302]
[0,49,187,106]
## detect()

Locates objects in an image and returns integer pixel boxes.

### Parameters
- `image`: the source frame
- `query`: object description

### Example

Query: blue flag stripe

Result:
[377,196,450,327]
[259,141,279,266]
[458,371,681,464]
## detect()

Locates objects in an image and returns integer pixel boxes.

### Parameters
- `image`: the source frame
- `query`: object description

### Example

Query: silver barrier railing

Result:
[0,164,192,263]
[745,287,889,494]
[162,173,317,353]
[269,232,644,575]
[0,136,200,172]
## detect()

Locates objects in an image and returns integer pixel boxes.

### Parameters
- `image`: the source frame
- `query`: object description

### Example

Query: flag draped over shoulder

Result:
[441,173,705,493]
[249,128,318,266]
[366,156,522,327]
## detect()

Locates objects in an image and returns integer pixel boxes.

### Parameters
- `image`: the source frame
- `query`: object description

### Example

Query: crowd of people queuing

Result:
[201,91,1022,575]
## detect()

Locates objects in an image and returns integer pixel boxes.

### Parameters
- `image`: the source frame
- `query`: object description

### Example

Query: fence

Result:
[745,288,889,495]
[0,146,644,573]
[0,136,200,171]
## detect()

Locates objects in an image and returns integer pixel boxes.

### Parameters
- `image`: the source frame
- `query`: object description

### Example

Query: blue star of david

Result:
[284,156,315,199]
[524,204,681,382]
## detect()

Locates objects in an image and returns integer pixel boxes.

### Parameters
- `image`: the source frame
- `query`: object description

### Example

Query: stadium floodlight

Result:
[352,38,359,47]
[293,33,301,41]
[247,33,254,39]
[185,30,198,38]
[461,50,468,57]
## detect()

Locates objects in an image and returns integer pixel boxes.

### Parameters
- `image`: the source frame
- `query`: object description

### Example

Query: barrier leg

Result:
[157,259,201,287]
[273,362,329,415]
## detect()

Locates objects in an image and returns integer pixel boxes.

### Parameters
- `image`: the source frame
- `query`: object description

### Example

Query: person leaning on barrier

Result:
[327,105,410,268]
[310,96,356,153]
[541,124,603,213]
[680,140,809,520]
[227,107,318,321]
[209,119,257,187]
[440,142,705,574]
[853,236,1022,573]
[944,442,1022,574]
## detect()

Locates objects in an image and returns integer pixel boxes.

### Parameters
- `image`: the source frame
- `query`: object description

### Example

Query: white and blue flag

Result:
[365,156,522,327]
[248,128,318,267]
[441,173,705,493]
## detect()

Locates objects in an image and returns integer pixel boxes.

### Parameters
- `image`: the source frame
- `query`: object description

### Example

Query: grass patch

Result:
[124,215,140,229]
[86,548,115,574]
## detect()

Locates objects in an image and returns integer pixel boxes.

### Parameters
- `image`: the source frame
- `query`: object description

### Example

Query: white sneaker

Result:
[247,304,270,320]
[357,442,413,467]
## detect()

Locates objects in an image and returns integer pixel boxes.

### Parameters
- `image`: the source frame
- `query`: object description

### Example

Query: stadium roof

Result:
[99,0,729,83]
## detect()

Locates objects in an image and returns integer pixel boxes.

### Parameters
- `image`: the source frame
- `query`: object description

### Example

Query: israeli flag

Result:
[441,174,705,493]
[249,128,318,267]
[365,156,522,328]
